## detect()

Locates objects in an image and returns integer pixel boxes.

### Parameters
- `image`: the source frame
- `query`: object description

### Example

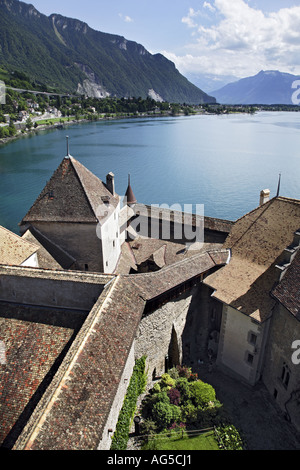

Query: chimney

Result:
[259,189,270,206]
[106,172,115,196]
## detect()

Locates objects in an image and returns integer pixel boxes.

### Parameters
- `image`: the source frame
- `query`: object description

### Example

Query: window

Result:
[281,362,290,389]
[113,241,115,248]
[249,333,257,345]
[85,264,89,271]
[247,353,254,365]
[248,331,257,346]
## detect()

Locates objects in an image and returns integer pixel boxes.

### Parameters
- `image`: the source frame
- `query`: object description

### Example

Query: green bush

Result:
[168,367,180,380]
[189,380,216,408]
[181,402,198,424]
[216,425,243,450]
[160,373,176,389]
[152,382,161,394]
[152,402,182,430]
[175,377,191,402]
[110,356,147,450]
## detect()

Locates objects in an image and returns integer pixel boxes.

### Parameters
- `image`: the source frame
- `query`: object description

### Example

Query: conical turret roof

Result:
[125,175,137,205]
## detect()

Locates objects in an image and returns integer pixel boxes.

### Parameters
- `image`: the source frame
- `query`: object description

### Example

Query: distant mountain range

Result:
[185,72,239,94]
[0,0,215,104]
[212,70,300,105]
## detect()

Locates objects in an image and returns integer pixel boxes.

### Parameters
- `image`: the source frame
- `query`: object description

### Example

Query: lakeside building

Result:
[0,153,299,449]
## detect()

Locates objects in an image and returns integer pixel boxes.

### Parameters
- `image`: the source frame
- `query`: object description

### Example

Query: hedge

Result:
[110,356,147,450]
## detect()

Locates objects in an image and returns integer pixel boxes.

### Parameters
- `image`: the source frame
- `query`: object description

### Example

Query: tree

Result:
[25,117,33,130]
[8,123,17,136]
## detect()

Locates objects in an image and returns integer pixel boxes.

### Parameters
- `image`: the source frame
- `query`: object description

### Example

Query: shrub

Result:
[141,390,169,419]
[168,387,181,406]
[154,391,170,404]
[151,383,161,394]
[181,402,198,424]
[140,419,157,442]
[196,401,224,427]
[189,380,216,408]
[152,402,182,430]
[189,372,198,382]
[168,367,180,380]
[216,425,243,450]
[160,373,176,390]
[175,377,191,402]
[176,365,192,379]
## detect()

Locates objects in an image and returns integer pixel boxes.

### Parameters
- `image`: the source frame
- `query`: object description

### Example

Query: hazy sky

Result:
[21,0,300,79]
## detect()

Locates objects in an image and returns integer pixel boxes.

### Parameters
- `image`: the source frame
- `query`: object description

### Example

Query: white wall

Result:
[97,202,121,274]
[21,252,39,268]
[217,304,267,385]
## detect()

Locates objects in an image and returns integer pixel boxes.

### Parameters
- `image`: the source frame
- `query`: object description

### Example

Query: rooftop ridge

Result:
[231,195,300,227]
[66,157,98,222]
[69,157,109,219]
[0,264,115,283]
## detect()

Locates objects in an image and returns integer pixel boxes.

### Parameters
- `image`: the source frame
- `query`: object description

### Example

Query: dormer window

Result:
[101,195,110,204]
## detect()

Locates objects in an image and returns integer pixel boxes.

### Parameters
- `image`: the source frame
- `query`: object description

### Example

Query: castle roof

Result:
[204,197,300,322]
[0,225,38,266]
[21,157,119,224]
[124,175,137,205]
[272,249,300,320]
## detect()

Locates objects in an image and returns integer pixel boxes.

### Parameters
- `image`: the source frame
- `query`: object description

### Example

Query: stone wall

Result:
[128,204,232,245]
[135,290,192,379]
[262,303,300,431]
[134,283,221,379]
[0,272,104,312]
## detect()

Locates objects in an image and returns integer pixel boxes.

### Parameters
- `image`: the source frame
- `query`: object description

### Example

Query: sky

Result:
[21,0,300,82]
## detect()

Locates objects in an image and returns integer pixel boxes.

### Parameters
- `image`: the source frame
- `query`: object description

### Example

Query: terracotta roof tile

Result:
[272,250,300,320]
[0,311,74,446]
[204,197,300,322]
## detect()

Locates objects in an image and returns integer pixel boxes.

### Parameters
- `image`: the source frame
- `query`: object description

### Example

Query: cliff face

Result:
[0,0,216,104]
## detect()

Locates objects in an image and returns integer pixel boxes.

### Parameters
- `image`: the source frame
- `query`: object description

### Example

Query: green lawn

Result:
[35,116,74,125]
[145,430,220,451]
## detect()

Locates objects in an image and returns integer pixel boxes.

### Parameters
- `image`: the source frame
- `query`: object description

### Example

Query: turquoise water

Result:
[1,111,300,233]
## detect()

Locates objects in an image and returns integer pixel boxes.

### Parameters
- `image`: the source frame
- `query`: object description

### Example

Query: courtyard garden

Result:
[138,365,244,450]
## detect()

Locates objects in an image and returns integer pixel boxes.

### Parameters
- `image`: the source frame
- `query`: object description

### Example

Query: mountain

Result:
[184,72,239,94]
[0,0,215,104]
[212,70,300,105]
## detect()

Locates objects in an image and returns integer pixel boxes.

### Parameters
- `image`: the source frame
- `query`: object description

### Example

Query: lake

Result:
[0,111,300,234]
